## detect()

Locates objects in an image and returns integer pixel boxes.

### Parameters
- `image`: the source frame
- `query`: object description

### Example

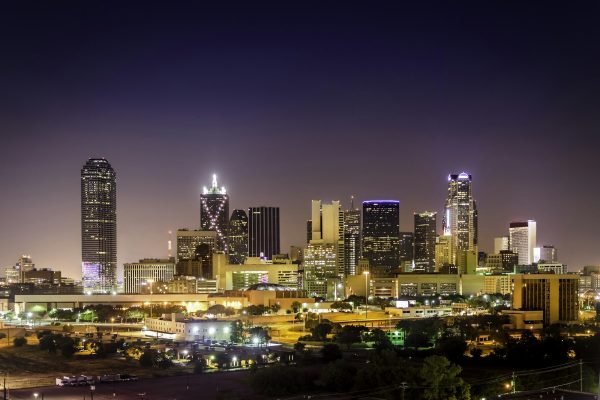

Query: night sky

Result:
[2,2,600,278]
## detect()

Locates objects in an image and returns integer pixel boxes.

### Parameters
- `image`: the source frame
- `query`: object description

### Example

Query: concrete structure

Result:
[81,158,117,294]
[123,258,175,294]
[483,275,511,295]
[200,174,229,251]
[213,254,299,291]
[346,273,485,297]
[537,245,558,263]
[386,306,452,319]
[511,274,579,325]
[443,173,478,268]
[501,310,544,330]
[248,206,280,259]
[537,263,566,274]
[176,230,216,278]
[509,220,537,266]
[494,236,509,254]
[145,313,230,342]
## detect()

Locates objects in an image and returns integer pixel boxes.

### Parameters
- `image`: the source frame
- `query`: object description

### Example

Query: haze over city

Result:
[2,2,600,278]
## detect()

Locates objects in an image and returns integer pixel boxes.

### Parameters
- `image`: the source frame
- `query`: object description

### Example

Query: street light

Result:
[363,271,370,320]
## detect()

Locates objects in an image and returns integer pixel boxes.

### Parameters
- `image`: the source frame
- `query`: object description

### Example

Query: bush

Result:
[13,337,27,347]
[321,343,342,363]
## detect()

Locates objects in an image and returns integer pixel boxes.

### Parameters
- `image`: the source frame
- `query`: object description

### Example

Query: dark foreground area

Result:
[8,371,258,400]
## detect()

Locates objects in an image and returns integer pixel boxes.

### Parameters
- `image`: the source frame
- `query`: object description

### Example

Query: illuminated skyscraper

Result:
[362,200,400,272]
[414,211,437,272]
[399,232,414,265]
[509,220,537,265]
[200,174,229,251]
[227,209,248,264]
[81,158,117,293]
[442,173,478,268]
[248,206,280,259]
[176,229,216,279]
[343,198,361,276]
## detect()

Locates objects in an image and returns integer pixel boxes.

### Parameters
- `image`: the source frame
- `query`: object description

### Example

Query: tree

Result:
[207,304,227,316]
[345,294,365,306]
[336,325,366,349]
[13,337,27,347]
[294,342,306,352]
[420,355,469,400]
[291,301,302,313]
[39,333,58,353]
[405,332,430,350]
[330,301,353,312]
[270,303,281,314]
[319,360,357,391]
[367,328,392,351]
[58,336,77,358]
[312,323,333,341]
[229,320,245,343]
[248,326,271,346]
[437,336,467,362]
[321,343,342,363]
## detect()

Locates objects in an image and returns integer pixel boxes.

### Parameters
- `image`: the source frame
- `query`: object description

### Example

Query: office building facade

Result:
[81,158,117,294]
[343,202,361,276]
[248,206,280,259]
[509,220,537,265]
[123,259,176,294]
[227,209,248,264]
[362,201,400,272]
[176,230,217,279]
[414,212,437,272]
[442,173,478,268]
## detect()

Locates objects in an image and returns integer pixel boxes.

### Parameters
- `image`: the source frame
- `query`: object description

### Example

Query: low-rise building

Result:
[144,313,230,342]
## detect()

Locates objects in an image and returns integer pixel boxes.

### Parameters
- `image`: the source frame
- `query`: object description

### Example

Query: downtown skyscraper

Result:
[509,220,537,265]
[343,197,361,276]
[414,211,437,272]
[227,209,248,264]
[248,206,280,259]
[442,173,478,270]
[81,158,117,293]
[200,174,229,251]
[362,200,400,272]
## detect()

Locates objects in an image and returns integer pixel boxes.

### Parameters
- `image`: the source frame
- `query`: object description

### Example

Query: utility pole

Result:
[512,371,516,394]
[580,359,583,392]
[400,382,407,400]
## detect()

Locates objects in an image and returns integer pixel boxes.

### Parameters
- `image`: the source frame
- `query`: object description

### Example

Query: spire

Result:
[212,173,218,188]
[350,195,355,210]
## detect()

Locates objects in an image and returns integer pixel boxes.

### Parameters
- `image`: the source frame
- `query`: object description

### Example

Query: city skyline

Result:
[2,3,600,277]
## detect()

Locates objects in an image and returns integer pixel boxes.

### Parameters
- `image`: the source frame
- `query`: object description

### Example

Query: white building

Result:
[483,275,511,295]
[509,220,536,265]
[144,313,231,342]
[123,259,176,294]
[538,263,566,274]
[494,236,509,254]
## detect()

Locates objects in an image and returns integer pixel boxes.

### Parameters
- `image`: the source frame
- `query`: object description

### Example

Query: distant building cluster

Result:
[1,159,594,327]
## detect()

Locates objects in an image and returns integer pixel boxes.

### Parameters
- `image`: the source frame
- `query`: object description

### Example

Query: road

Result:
[8,371,260,400]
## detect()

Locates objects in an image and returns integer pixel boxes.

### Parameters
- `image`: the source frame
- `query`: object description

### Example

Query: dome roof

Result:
[245,283,296,291]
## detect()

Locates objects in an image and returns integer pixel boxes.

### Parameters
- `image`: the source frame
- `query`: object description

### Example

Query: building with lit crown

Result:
[200,174,229,251]
[442,173,477,272]
[81,158,117,294]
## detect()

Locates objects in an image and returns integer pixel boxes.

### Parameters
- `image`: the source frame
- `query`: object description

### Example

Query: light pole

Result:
[90,384,95,400]
[363,271,370,320]
[111,318,115,334]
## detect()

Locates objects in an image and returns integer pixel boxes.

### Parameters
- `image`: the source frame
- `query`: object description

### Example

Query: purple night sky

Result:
[1,2,600,278]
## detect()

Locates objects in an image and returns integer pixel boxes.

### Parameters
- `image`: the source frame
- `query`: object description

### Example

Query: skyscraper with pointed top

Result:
[81,158,117,293]
[200,174,229,251]
[442,173,478,269]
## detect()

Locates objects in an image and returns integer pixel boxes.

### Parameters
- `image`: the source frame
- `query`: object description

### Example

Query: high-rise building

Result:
[123,258,176,294]
[343,199,361,276]
[494,236,510,254]
[509,220,537,265]
[81,158,117,294]
[362,201,400,272]
[176,229,217,279]
[303,200,345,298]
[248,207,280,259]
[414,212,437,272]
[200,174,229,251]
[435,235,452,270]
[399,232,414,264]
[227,209,248,264]
[538,245,558,263]
[442,173,478,269]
